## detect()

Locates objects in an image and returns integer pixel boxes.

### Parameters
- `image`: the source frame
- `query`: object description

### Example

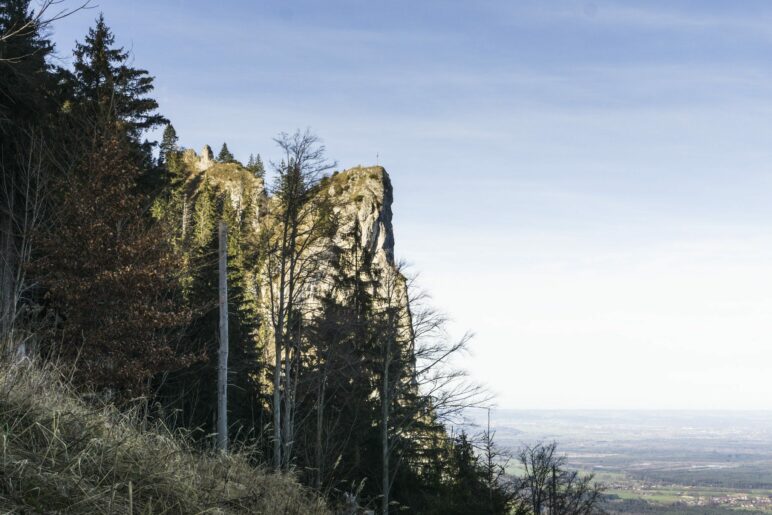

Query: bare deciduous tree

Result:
[0,0,90,59]
[375,262,489,514]
[515,441,605,515]
[0,130,48,355]
[261,128,336,470]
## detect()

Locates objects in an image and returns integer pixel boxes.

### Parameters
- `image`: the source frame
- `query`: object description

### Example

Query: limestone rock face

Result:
[198,145,215,171]
[322,166,411,344]
[180,151,399,282]
[175,150,411,386]
[326,166,396,270]
[181,145,216,173]
[181,146,267,227]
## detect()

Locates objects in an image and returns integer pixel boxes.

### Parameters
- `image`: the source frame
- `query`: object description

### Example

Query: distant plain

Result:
[463,410,772,513]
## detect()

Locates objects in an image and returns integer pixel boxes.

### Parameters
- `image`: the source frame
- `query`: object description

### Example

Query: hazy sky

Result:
[50,0,772,409]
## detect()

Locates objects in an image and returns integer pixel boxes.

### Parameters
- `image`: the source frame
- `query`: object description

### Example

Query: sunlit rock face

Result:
[176,150,410,372]
[181,148,399,281]
[325,166,396,268]
[198,145,215,171]
[181,146,267,229]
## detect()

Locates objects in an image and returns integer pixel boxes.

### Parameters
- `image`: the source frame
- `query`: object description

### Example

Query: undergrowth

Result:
[0,359,329,514]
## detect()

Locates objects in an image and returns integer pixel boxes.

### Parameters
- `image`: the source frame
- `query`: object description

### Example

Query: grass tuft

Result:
[0,359,329,514]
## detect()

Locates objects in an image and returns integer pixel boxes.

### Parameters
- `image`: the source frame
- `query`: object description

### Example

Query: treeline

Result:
[0,2,602,514]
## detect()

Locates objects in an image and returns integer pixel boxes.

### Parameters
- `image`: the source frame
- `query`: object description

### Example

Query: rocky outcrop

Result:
[177,147,409,360]
[198,145,215,171]
[181,148,395,272]
[181,145,216,172]
[325,166,396,269]
[181,147,267,228]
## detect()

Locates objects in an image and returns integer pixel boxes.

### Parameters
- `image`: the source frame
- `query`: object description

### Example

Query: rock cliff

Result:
[324,165,396,268]
[170,145,412,392]
[181,147,399,281]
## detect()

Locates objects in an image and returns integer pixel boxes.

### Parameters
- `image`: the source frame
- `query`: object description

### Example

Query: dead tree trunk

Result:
[217,221,229,452]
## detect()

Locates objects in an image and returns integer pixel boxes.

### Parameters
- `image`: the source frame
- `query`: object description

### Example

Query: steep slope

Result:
[0,360,329,514]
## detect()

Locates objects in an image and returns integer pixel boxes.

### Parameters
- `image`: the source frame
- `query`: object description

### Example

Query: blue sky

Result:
[50,0,772,409]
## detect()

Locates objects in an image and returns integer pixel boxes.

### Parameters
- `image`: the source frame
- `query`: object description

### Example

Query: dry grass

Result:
[0,359,329,514]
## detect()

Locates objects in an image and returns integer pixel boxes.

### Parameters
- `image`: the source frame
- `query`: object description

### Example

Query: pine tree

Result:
[217,142,234,163]
[70,13,166,140]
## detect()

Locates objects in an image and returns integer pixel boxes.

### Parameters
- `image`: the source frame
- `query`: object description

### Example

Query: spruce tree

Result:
[70,13,166,140]
[0,0,54,126]
[217,142,234,163]
[34,126,194,397]
[299,221,379,492]
[159,123,178,165]
[246,153,265,178]
[153,174,265,446]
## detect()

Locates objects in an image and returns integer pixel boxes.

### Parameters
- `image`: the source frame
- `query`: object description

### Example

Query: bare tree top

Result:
[270,128,337,185]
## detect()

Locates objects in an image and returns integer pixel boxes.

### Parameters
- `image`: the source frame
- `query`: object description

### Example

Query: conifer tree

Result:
[0,0,53,125]
[217,142,234,163]
[70,13,166,141]
[159,123,178,165]
[246,153,265,178]
[151,165,265,446]
[34,125,194,396]
[298,220,379,492]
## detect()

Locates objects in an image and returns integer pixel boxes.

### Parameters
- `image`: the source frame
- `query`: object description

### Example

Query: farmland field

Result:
[462,410,772,513]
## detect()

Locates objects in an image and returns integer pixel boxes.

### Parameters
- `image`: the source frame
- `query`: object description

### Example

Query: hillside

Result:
[0,360,329,514]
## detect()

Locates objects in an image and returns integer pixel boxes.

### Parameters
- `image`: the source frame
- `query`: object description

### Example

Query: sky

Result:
[49,0,772,410]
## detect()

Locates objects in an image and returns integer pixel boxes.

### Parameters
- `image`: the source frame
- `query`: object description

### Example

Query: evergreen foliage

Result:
[0,0,54,126]
[0,0,55,341]
[159,123,179,164]
[151,162,265,448]
[217,142,235,163]
[247,153,265,178]
[69,13,167,140]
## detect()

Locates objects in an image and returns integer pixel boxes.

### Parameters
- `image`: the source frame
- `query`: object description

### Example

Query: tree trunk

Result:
[181,194,188,240]
[217,221,229,452]
[282,335,292,469]
[315,369,326,490]
[381,337,391,515]
[273,329,282,469]
[272,223,289,470]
